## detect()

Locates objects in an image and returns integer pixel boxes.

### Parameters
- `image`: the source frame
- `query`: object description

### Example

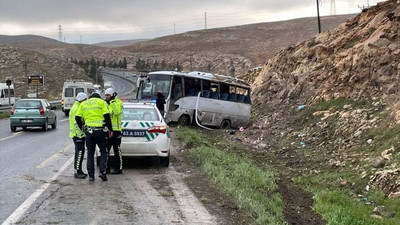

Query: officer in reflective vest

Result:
[75,91,113,181]
[69,92,87,179]
[104,88,123,174]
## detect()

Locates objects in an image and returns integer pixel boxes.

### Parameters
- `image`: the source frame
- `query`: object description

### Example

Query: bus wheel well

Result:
[220,119,231,130]
[178,114,190,126]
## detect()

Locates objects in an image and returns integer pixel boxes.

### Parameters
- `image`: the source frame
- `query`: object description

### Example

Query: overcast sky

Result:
[0,0,386,44]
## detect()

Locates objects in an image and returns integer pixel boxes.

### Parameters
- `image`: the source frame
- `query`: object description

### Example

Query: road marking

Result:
[60,119,69,122]
[36,143,73,169]
[0,132,23,142]
[1,155,74,225]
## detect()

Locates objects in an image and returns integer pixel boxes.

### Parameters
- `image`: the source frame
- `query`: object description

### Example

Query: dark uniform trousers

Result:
[107,131,122,171]
[73,137,85,172]
[86,130,108,177]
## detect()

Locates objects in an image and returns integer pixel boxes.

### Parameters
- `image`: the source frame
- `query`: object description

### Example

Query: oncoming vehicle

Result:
[104,82,114,90]
[102,102,171,167]
[136,71,251,129]
[61,80,94,116]
[0,83,15,106]
[9,99,57,132]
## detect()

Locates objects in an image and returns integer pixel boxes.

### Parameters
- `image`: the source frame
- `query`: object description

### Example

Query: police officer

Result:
[75,91,113,181]
[69,92,88,179]
[104,88,123,174]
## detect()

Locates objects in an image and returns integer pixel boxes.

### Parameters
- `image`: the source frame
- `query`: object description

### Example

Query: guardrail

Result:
[0,100,61,112]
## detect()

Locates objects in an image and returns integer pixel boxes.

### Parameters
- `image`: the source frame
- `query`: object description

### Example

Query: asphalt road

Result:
[102,72,137,99]
[0,110,72,224]
[0,104,217,224]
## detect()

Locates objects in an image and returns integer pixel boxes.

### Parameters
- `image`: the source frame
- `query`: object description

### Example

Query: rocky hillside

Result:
[0,45,89,99]
[252,1,400,106]
[240,1,400,219]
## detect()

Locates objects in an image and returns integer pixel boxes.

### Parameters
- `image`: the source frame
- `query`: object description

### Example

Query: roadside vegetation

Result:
[0,111,10,120]
[291,98,400,225]
[176,127,286,225]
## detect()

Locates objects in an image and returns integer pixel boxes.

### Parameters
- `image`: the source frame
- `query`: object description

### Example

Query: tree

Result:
[176,61,182,71]
[153,60,159,71]
[122,57,127,69]
[108,61,114,68]
[118,60,123,68]
[102,59,106,67]
[161,60,167,70]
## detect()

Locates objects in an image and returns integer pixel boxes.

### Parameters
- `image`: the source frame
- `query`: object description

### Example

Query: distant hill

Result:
[119,15,354,75]
[0,35,68,49]
[93,39,149,48]
[0,15,354,76]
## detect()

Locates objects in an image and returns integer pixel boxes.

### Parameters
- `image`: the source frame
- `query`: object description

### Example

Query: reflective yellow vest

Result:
[69,101,85,138]
[76,97,110,128]
[109,97,123,131]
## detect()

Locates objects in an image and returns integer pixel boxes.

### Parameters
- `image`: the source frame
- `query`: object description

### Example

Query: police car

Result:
[119,102,171,167]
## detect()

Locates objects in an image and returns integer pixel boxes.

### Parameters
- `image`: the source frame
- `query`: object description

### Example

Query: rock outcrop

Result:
[252,0,400,108]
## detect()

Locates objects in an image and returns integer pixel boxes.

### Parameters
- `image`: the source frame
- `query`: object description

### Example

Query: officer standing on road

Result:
[69,92,88,179]
[75,91,113,181]
[104,88,123,174]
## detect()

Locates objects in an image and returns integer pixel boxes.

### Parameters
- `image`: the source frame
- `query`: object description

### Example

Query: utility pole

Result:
[204,12,207,29]
[316,0,321,33]
[58,24,63,42]
[173,22,176,35]
[330,0,336,15]
[22,61,28,97]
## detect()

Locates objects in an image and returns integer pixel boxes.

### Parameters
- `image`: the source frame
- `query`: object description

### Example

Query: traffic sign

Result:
[28,74,44,86]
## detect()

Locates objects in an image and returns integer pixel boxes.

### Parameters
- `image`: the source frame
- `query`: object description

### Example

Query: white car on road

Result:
[119,102,171,167]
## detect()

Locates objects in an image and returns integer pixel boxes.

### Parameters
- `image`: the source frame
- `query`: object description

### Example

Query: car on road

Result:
[105,102,171,167]
[10,99,57,132]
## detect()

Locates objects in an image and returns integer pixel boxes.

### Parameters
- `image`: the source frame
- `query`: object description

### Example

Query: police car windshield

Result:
[140,74,171,99]
[123,108,159,121]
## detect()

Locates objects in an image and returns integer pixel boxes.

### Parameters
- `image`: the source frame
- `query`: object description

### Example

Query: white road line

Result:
[36,143,73,169]
[60,119,69,122]
[0,132,23,142]
[1,156,74,225]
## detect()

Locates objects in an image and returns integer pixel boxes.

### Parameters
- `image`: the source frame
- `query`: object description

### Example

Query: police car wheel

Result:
[10,124,16,132]
[22,126,27,131]
[160,156,170,167]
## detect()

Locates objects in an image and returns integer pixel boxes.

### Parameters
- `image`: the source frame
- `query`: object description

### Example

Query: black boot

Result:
[99,172,108,181]
[74,172,86,179]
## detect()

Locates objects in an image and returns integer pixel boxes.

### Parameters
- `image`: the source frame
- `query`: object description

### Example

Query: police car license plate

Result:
[122,130,146,137]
